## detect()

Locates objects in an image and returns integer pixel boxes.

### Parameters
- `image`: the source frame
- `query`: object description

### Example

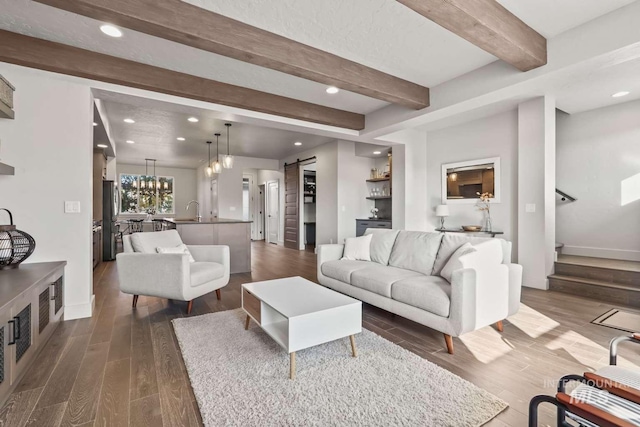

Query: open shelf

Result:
[366,177,390,183]
[366,196,391,200]
[0,102,14,120]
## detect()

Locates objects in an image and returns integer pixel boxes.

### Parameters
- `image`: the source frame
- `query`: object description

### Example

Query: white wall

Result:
[197,156,278,220]
[0,63,94,319]
[116,164,197,219]
[557,100,640,261]
[426,110,518,243]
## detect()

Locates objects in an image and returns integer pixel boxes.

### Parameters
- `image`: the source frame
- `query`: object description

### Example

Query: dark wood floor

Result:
[1,241,640,426]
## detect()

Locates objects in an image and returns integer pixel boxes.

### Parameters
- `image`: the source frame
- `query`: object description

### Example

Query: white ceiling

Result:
[96,91,335,168]
[496,0,636,38]
[1,0,633,118]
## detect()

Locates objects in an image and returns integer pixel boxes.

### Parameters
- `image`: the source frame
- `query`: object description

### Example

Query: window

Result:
[120,174,174,214]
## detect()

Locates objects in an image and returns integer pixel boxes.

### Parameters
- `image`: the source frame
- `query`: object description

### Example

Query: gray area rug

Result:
[172,309,507,426]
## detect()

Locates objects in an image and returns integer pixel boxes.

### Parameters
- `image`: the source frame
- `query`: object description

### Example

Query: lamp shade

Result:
[435,205,450,217]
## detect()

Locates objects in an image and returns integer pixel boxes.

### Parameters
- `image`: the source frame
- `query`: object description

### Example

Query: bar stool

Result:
[130,219,144,233]
[152,219,164,232]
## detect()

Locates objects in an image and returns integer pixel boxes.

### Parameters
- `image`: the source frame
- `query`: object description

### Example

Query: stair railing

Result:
[556,189,577,202]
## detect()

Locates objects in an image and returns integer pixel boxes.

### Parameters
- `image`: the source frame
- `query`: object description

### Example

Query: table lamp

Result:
[435,205,450,230]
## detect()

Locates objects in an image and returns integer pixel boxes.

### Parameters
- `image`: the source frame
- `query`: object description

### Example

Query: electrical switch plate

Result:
[229,206,236,211]
[64,201,81,213]
[525,203,536,213]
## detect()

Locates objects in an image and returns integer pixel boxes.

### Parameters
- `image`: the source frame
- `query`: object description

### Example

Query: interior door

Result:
[267,181,279,244]
[284,163,300,250]
[257,184,265,241]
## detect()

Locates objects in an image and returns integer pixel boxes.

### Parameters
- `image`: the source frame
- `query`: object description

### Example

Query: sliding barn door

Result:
[284,163,300,250]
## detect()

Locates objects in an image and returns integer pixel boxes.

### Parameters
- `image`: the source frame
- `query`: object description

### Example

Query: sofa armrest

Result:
[116,253,190,300]
[448,262,510,336]
[316,244,345,280]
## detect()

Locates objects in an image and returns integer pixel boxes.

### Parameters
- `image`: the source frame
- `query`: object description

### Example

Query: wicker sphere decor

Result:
[0,209,36,270]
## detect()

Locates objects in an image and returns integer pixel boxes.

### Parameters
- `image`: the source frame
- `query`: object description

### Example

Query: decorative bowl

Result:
[462,225,482,232]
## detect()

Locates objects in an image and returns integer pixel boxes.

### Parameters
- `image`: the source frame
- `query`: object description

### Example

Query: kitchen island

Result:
[162,218,251,274]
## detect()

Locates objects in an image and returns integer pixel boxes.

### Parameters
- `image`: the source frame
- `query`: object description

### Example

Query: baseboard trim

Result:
[561,245,640,262]
[64,294,95,320]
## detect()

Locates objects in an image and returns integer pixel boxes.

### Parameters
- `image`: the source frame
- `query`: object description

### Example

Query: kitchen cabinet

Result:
[0,262,65,407]
[92,224,102,269]
[356,219,392,237]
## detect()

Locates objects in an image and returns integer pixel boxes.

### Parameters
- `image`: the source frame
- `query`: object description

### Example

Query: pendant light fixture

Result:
[213,133,222,174]
[222,123,234,169]
[140,159,147,189]
[205,140,213,177]
[151,159,156,190]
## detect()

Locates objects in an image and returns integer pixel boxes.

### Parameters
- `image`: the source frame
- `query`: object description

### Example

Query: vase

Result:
[485,215,492,233]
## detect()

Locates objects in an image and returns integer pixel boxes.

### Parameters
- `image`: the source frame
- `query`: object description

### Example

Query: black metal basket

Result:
[0,209,36,270]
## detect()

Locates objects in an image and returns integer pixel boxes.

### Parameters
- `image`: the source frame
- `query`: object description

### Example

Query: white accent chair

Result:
[116,230,230,314]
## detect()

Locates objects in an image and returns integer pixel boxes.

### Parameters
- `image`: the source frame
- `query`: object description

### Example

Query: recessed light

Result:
[612,91,630,98]
[126,140,135,144]
[93,122,98,126]
[97,144,108,148]
[124,118,135,123]
[326,86,339,94]
[177,137,185,141]
[373,151,381,155]
[188,117,199,123]
[294,142,302,146]
[100,24,122,38]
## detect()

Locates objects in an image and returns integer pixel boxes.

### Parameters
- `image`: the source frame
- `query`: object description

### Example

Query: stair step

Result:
[555,258,640,286]
[548,274,640,306]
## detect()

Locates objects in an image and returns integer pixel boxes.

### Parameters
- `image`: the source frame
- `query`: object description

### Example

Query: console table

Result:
[435,228,504,238]
[0,262,65,406]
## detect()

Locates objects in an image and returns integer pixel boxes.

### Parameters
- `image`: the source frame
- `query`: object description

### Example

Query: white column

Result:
[390,130,429,231]
[517,97,556,289]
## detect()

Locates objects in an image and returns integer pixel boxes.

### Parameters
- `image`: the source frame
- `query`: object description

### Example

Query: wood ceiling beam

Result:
[33,0,430,110]
[0,30,364,130]
[397,0,547,71]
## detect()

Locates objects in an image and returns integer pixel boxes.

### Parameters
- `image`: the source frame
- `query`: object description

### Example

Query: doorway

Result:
[266,180,279,244]
[257,184,265,240]
[302,162,316,251]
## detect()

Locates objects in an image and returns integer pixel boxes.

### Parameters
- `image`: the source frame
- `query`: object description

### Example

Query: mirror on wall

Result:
[441,157,501,204]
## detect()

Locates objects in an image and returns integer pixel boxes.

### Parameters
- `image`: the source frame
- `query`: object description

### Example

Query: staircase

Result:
[548,255,640,306]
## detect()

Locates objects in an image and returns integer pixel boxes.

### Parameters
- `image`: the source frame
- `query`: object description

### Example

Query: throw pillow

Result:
[364,229,400,265]
[440,243,477,283]
[342,234,372,261]
[387,231,444,275]
[156,244,196,263]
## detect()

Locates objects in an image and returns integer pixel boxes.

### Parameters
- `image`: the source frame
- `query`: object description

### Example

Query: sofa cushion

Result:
[342,234,372,261]
[130,230,184,254]
[321,260,373,283]
[432,234,493,275]
[388,231,443,275]
[351,265,423,298]
[364,229,400,265]
[440,243,477,283]
[391,276,452,317]
[190,262,225,287]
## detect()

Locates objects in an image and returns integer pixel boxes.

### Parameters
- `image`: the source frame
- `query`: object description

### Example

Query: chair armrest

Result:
[187,245,230,265]
[116,253,190,300]
[584,372,640,405]
[609,334,640,365]
[316,244,345,280]
[448,262,509,336]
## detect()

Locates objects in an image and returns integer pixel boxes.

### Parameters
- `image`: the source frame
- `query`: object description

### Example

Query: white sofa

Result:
[117,230,230,314]
[317,229,523,354]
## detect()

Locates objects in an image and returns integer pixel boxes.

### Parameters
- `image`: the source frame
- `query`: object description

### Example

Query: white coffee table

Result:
[242,276,362,379]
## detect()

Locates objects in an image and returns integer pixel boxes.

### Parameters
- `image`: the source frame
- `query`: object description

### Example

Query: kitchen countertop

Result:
[356,218,392,221]
[162,218,252,224]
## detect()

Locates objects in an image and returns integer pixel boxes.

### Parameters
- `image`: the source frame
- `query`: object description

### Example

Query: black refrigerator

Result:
[103,180,118,261]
